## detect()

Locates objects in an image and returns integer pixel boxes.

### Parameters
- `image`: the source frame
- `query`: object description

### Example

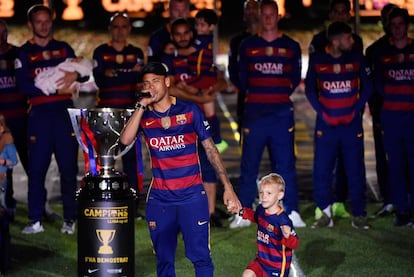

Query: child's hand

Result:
[280,225,291,239]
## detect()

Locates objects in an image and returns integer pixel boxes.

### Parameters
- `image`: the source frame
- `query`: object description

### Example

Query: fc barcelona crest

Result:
[176,114,187,125]
[345,63,354,71]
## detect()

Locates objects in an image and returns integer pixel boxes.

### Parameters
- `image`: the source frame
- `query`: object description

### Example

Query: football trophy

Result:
[68,108,136,277]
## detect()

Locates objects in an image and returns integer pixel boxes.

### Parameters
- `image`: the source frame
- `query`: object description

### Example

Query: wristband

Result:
[3,159,6,166]
[135,102,147,111]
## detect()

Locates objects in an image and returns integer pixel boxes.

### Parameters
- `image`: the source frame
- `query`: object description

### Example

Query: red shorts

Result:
[246,259,266,277]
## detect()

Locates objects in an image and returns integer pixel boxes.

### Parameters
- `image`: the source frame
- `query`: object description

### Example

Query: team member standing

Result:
[15,5,85,234]
[364,3,397,218]
[309,0,364,220]
[147,0,190,62]
[120,62,241,277]
[0,19,28,219]
[240,173,299,277]
[373,8,414,227]
[305,21,372,229]
[92,12,145,218]
[230,0,306,228]
[228,0,260,138]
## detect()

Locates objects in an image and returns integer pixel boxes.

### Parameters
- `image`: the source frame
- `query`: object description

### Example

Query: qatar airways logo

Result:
[388,69,414,81]
[149,135,186,152]
[0,76,15,89]
[254,63,283,74]
[322,80,351,94]
[34,67,53,76]
[257,230,270,244]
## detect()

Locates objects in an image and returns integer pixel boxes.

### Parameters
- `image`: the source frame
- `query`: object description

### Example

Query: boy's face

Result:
[195,18,214,35]
[258,183,284,209]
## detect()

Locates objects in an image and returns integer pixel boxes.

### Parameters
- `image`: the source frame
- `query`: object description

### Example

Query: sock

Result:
[323,205,332,218]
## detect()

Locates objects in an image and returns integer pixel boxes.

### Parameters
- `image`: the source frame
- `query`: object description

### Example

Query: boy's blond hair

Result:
[259,173,285,192]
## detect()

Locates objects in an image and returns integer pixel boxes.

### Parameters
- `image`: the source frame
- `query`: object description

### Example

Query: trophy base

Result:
[77,172,136,276]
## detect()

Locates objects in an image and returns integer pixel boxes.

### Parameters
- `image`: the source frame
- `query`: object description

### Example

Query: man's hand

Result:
[223,189,242,214]
[56,69,78,88]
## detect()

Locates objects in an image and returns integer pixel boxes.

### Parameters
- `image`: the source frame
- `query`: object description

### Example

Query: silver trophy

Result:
[67,108,134,176]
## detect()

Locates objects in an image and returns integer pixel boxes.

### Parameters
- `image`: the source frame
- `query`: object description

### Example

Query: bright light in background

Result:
[62,0,83,20]
[0,0,14,17]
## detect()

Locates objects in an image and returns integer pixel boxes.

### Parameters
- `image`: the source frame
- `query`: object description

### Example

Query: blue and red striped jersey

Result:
[0,44,27,119]
[15,39,76,107]
[374,38,414,112]
[305,49,372,126]
[140,97,211,204]
[243,206,299,277]
[186,34,217,89]
[238,33,302,124]
[93,42,144,108]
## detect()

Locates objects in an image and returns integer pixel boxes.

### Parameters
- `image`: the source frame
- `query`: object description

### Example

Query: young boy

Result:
[239,173,300,277]
[176,8,228,153]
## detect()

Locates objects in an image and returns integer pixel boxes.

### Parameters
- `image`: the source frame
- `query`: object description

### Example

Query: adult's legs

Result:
[146,202,179,277]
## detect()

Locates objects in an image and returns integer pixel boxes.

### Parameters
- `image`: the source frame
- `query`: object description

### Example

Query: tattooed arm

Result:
[201,137,242,213]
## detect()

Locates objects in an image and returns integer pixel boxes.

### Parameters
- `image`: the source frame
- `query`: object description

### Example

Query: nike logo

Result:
[87,268,99,274]
[146,120,156,126]
[198,220,208,226]
[251,50,259,55]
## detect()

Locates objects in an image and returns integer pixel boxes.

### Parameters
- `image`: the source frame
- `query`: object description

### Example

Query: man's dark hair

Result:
[329,0,351,12]
[327,21,352,41]
[27,5,53,22]
[171,17,192,33]
[260,0,279,12]
[387,7,410,26]
[142,62,168,77]
[195,9,218,25]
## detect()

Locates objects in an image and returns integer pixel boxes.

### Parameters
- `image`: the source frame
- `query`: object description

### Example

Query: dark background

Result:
[8,0,380,34]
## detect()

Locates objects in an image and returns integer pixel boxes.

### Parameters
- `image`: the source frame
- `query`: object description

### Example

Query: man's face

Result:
[243,0,259,27]
[389,16,408,41]
[169,0,190,22]
[330,3,351,23]
[260,4,279,32]
[109,15,131,44]
[338,32,354,52]
[171,24,193,49]
[29,10,53,39]
[142,73,169,102]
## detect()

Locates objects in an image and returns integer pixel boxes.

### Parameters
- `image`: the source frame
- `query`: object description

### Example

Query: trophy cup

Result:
[96,229,116,254]
[68,108,136,277]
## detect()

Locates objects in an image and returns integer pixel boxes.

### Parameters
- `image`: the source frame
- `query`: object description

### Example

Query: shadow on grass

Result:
[9,242,75,276]
[301,238,345,277]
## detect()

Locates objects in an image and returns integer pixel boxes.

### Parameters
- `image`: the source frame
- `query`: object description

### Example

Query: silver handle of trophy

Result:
[113,138,136,160]
[113,108,136,160]
[67,108,89,153]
